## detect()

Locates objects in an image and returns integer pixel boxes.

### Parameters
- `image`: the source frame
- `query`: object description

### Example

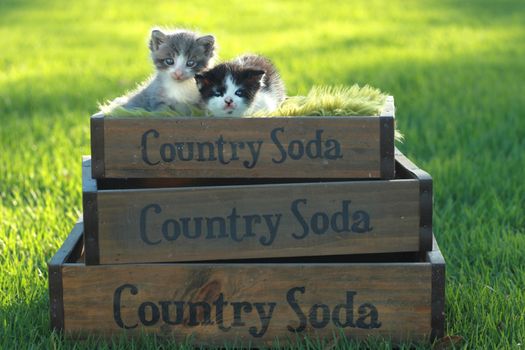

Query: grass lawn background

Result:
[1,0,524,348]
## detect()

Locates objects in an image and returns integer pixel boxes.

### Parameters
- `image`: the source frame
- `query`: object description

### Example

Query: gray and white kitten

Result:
[195,55,285,117]
[118,29,216,111]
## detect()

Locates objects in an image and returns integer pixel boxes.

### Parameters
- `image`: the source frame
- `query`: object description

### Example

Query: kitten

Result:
[117,28,216,111]
[195,54,285,117]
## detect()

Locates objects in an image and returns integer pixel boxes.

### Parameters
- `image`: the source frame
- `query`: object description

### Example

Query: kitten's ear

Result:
[196,35,215,54]
[149,29,166,51]
[243,69,266,83]
[194,73,210,89]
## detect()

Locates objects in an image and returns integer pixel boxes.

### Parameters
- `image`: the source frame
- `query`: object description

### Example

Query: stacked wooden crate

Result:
[48,97,445,346]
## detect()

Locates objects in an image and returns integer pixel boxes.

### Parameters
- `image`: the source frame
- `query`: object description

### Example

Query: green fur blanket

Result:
[100,85,402,139]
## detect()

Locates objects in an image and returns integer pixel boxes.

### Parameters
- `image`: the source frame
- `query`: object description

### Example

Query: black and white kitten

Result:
[118,29,216,111]
[195,55,285,117]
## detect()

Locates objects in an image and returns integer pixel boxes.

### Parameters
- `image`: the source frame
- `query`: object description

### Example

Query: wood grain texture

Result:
[91,114,395,179]
[82,154,425,265]
[55,223,445,344]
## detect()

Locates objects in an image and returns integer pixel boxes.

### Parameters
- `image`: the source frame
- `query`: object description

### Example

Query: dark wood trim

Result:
[379,116,395,179]
[83,191,100,265]
[428,237,446,340]
[90,113,105,179]
[47,220,84,331]
[395,149,433,252]
[379,96,395,179]
[419,176,433,252]
[82,157,100,265]
[48,263,64,331]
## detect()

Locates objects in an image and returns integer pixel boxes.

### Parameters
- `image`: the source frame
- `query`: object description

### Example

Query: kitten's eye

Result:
[164,58,174,65]
[186,60,196,67]
[235,89,245,97]
[213,91,222,97]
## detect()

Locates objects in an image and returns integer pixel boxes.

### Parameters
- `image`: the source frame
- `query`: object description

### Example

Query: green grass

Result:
[1,0,524,348]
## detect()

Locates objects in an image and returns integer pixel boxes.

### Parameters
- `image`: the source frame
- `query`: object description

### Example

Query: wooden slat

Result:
[92,114,394,179]
[82,154,425,264]
[55,223,443,345]
[62,263,432,344]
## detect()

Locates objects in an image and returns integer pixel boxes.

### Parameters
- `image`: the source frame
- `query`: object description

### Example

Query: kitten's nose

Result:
[224,97,233,105]
[172,70,184,80]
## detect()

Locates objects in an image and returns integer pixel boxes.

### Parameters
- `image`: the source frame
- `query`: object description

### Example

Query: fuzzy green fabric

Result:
[100,84,402,139]
[258,85,387,117]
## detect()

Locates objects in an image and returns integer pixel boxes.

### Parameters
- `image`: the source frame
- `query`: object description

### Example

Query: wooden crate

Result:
[48,221,445,344]
[82,150,432,265]
[90,97,395,179]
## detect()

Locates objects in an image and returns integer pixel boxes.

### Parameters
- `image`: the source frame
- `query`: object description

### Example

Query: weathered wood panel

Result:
[83,149,431,265]
[91,97,395,179]
[49,222,445,345]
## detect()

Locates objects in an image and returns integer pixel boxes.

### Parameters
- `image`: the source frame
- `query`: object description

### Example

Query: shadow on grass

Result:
[0,294,51,348]
[0,0,37,19]
[430,0,525,25]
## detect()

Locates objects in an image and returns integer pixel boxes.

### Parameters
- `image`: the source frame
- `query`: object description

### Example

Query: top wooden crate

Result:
[91,97,395,179]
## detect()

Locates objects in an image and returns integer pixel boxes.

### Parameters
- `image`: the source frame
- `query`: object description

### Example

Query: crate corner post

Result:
[90,113,106,179]
[379,96,395,179]
[82,156,100,265]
